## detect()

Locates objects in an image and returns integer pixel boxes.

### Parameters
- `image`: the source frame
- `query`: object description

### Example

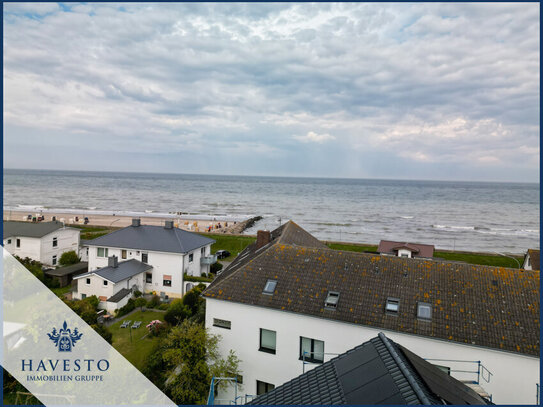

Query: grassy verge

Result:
[72,225,118,240]
[203,233,256,260]
[109,311,165,370]
[433,251,523,268]
[326,243,378,253]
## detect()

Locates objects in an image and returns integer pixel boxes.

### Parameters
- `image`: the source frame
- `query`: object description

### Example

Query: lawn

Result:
[71,225,119,240]
[51,285,72,297]
[326,242,378,253]
[109,310,165,370]
[433,251,524,269]
[203,233,256,260]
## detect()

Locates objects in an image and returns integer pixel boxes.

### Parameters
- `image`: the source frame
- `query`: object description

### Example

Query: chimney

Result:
[108,255,118,268]
[164,220,174,229]
[132,218,141,227]
[256,230,271,249]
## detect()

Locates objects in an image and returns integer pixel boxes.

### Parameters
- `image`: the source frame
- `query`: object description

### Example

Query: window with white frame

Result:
[86,278,91,285]
[52,237,58,247]
[97,247,108,257]
[299,336,324,363]
[52,255,57,266]
[188,253,194,263]
[259,328,276,354]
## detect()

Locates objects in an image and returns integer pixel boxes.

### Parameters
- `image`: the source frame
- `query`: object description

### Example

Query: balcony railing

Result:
[201,254,217,265]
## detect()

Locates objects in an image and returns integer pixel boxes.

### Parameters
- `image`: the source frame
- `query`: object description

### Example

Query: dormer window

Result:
[386,298,400,314]
[325,291,340,310]
[417,302,432,321]
[263,280,277,295]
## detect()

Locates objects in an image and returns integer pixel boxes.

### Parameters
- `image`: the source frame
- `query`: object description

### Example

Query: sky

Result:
[3,2,540,182]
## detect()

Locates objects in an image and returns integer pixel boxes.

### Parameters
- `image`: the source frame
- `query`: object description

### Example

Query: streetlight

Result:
[493,251,520,269]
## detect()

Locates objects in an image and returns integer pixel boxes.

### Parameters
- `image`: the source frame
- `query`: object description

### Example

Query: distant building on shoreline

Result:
[378,239,435,258]
[203,221,539,404]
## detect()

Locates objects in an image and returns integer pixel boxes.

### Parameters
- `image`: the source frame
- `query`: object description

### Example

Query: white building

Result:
[203,221,540,405]
[522,249,539,270]
[3,221,80,266]
[73,219,215,308]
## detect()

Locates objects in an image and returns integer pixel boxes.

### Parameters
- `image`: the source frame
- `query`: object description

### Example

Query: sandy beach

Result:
[3,209,258,234]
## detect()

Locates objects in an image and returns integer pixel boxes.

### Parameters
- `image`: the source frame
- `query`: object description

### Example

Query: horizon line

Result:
[3,167,540,185]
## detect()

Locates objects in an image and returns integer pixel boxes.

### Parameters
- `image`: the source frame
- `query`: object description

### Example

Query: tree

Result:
[182,283,206,316]
[161,320,241,405]
[164,299,191,326]
[91,324,113,344]
[14,256,44,282]
[135,297,147,312]
[59,250,79,266]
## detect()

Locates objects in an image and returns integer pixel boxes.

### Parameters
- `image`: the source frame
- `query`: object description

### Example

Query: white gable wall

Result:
[3,236,41,261]
[206,298,539,404]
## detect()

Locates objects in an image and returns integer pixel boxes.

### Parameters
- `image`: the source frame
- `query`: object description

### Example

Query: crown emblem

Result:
[47,321,83,352]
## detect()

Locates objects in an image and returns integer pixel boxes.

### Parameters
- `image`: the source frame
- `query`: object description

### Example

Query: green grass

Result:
[51,285,72,297]
[81,231,110,240]
[203,233,256,260]
[109,311,165,370]
[326,243,378,253]
[434,251,523,268]
[70,225,110,232]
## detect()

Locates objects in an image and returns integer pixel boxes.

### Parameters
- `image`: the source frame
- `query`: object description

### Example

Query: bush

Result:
[182,283,206,315]
[158,303,170,311]
[116,298,135,318]
[210,262,223,274]
[164,299,191,326]
[133,290,142,298]
[59,250,79,266]
[147,295,161,309]
[135,297,147,311]
[44,276,60,288]
[91,324,112,344]
[15,256,44,282]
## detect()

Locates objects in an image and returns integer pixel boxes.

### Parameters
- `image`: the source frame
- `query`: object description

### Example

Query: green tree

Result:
[59,250,79,266]
[14,256,44,282]
[164,299,191,326]
[182,283,206,316]
[161,320,241,405]
[91,324,113,344]
[134,297,147,312]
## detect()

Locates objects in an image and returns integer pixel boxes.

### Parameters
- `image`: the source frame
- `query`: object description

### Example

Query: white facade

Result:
[3,227,80,266]
[206,298,539,405]
[397,248,413,258]
[86,243,212,298]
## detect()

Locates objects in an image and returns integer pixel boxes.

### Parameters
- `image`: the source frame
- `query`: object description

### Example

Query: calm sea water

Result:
[3,169,540,253]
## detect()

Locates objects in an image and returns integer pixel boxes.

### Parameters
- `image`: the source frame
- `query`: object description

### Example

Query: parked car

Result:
[216,250,231,259]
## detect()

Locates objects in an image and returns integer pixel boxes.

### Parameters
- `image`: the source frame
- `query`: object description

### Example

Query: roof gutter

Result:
[378,332,432,405]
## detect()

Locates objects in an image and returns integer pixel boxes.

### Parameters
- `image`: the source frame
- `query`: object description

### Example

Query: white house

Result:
[3,221,80,266]
[203,221,540,405]
[522,249,539,270]
[378,239,435,258]
[73,219,215,308]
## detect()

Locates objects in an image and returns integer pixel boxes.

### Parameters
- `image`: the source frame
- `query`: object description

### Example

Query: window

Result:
[52,237,58,247]
[86,248,89,256]
[163,275,172,287]
[300,337,324,363]
[263,279,277,295]
[417,302,432,321]
[97,247,108,257]
[16,239,20,248]
[142,252,148,263]
[259,329,276,354]
[213,318,231,330]
[401,253,409,258]
[385,298,400,314]
[86,278,91,285]
[146,273,152,284]
[7,239,11,244]
[324,291,340,309]
[103,280,108,286]
[52,255,57,266]
[256,380,275,396]
[201,247,206,255]
[121,250,127,259]
[188,253,194,263]
[81,294,87,299]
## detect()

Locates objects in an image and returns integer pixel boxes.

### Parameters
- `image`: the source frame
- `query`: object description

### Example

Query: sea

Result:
[3,168,540,253]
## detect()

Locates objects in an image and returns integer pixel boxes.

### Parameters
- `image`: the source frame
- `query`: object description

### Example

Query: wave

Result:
[432,224,539,237]
[400,216,414,219]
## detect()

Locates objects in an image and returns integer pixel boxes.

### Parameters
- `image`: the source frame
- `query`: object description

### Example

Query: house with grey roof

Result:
[203,221,539,404]
[378,239,435,258]
[247,332,492,405]
[3,221,80,266]
[74,219,215,306]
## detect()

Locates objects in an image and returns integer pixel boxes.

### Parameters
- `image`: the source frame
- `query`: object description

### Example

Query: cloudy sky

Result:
[3,2,540,182]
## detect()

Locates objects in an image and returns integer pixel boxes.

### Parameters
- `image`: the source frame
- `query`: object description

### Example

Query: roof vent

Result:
[108,255,118,268]
[386,298,400,314]
[132,218,141,227]
[164,220,174,229]
[325,291,340,310]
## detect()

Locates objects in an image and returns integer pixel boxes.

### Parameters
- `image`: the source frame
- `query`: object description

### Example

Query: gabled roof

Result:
[525,249,540,271]
[74,259,151,284]
[3,221,72,239]
[378,240,435,257]
[204,223,539,356]
[84,224,215,254]
[107,288,132,303]
[248,333,490,405]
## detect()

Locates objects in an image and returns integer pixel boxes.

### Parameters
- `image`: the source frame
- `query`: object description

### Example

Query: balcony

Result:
[200,254,217,265]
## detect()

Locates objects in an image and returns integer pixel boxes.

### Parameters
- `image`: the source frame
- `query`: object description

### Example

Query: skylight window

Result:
[417,302,432,321]
[325,291,340,309]
[263,279,277,295]
[385,298,400,314]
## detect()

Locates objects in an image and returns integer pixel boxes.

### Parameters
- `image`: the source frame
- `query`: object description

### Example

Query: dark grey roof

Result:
[248,333,491,405]
[107,288,132,303]
[84,224,215,254]
[75,259,151,284]
[44,262,88,277]
[204,222,540,356]
[3,221,69,239]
